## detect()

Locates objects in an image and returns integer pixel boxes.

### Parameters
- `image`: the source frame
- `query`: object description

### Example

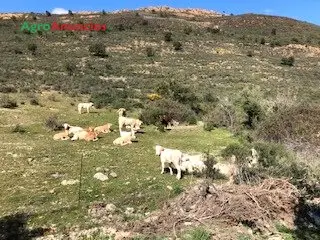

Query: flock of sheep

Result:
[53,102,259,182]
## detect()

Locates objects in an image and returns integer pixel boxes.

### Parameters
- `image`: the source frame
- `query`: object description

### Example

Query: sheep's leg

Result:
[78,107,82,114]
[161,161,165,174]
[87,107,90,113]
[176,167,181,180]
[169,167,173,175]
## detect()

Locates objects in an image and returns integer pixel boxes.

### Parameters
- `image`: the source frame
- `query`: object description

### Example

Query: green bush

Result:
[45,115,63,131]
[64,62,77,76]
[0,85,18,93]
[184,26,192,35]
[12,124,26,133]
[173,41,182,51]
[203,104,236,130]
[221,143,251,164]
[140,99,197,127]
[242,98,264,129]
[164,32,172,42]
[186,228,211,240]
[146,47,155,57]
[260,37,266,45]
[89,43,108,57]
[29,97,40,106]
[27,43,37,55]
[0,95,18,109]
[281,56,295,66]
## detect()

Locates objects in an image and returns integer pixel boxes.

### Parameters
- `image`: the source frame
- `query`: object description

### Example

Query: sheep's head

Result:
[155,145,164,156]
[90,102,95,108]
[63,123,70,130]
[87,127,94,132]
[117,108,126,116]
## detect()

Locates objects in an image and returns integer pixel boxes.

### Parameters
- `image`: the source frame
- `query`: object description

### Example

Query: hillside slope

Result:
[0,8,319,103]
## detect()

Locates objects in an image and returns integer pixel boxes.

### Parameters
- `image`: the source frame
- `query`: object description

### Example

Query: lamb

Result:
[113,134,136,146]
[181,154,207,174]
[63,123,84,136]
[71,127,98,141]
[78,102,94,114]
[94,123,112,134]
[213,156,239,184]
[53,130,70,140]
[155,145,183,180]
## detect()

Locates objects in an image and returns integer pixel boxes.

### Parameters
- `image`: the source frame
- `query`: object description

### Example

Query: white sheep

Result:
[78,102,94,114]
[113,134,136,146]
[63,123,84,136]
[155,145,183,180]
[181,154,207,174]
[71,127,98,141]
[117,108,143,132]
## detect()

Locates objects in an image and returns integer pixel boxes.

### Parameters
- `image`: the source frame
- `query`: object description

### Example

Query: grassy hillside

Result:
[0,10,319,103]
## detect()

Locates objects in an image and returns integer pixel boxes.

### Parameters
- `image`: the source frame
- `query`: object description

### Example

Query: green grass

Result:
[0,93,237,231]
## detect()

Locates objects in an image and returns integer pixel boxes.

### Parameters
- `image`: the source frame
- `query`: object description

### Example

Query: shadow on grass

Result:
[0,213,48,240]
[294,197,320,240]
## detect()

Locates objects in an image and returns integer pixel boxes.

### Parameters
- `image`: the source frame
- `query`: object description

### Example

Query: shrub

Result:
[184,26,192,35]
[206,25,220,34]
[64,62,77,76]
[281,56,295,66]
[68,10,73,16]
[164,32,172,42]
[203,104,236,130]
[47,94,59,102]
[45,11,51,17]
[12,124,26,133]
[27,43,37,55]
[271,28,277,35]
[247,51,253,57]
[29,97,40,106]
[0,85,18,93]
[140,99,197,127]
[221,143,251,164]
[147,93,162,101]
[260,37,266,45]
[89,43,107,57]
[0,95,18,109]
[173,41,182,51]
[146,47,155,57]
[14,48,23,54]
[102,9,106,15]
[242,98,264,129]
[45,115,63,131]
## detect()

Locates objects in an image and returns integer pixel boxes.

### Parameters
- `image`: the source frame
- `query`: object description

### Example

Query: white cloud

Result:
[51,8,68,15]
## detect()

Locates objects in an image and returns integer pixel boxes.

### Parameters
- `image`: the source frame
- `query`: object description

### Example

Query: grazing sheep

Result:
[63,123,84,136]
[71,127,98,141]
[181,154,207,174]
[113,134,136,146]
[213,159,239,184]
[78,102,94,114]
[155,145,183,180]
[94,123,112,134]
[53,130,70,140]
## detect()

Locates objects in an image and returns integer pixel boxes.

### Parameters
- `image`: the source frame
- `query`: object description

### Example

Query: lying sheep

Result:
[113,134,136,146]
[181,154,207,174]
[78,102,94,114]
[53,130,70,140]
[63,123,84,136]
[117,108,143,132]
[94,123,112,134]
[71,127,98,141]
[155,145,183,180]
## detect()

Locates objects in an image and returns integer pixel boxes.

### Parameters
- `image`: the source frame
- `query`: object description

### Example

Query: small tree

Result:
[146,47,155,57]
[173,41,182,51]
[102,9,106,15]
[281,56,295,66]
[68,10,73,16]
[271,28,277,35]
[89,43,107,57]
[164,32,172,42]
[45,11,51,17]
[27,43,37,55]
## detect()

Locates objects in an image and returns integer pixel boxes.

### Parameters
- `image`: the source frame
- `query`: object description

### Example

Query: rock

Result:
[125,181,130,185]
[95,167,102,172]
[167,185,173,190]
[49,189,55,194]
[110,172,118,178]
[51,172,64,178]
[94,172,109,181]
[125,207,134,215]
[105,203,117,213]
[61,179,79,185]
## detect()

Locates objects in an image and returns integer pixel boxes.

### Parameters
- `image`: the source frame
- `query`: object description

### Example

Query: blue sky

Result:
[1,0,319,25]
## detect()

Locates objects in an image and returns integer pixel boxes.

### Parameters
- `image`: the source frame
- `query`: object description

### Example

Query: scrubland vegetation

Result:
[0,8,319,239]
